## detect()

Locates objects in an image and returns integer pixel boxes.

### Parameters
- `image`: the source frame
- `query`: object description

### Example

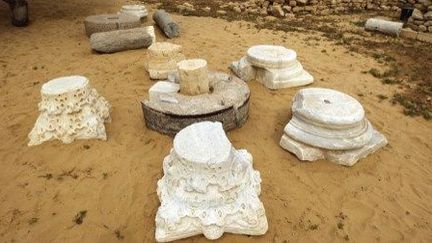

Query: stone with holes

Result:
[279,88,387,166]
[231,45,313,89]
[28,76,111,146]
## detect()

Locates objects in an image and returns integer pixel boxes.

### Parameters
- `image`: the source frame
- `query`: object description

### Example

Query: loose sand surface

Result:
[0,0,431,242]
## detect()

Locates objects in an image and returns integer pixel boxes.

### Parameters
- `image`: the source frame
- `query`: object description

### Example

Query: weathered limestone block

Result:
[28,76,111,146]
[84,14,141,37]
[155,121,268,242]
[279,88,387,166]
[119,4,148,19]
[90,28,153,53]
[365,18,403,36]
[149,81,180,103]
[144,26,156,44]
[153,10,180,38]
[230,56,256,82]
[146,42,186,80]
[231,45,313,89]
[178,59,210,95]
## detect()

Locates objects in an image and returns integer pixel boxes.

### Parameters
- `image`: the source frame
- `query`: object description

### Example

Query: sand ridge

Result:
[0,0,431,242]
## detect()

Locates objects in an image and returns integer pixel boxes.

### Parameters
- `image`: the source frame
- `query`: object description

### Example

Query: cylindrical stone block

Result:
[84,14,141,37]
[90,27,153,53]
[177,59,209,96]
[365,18,404,36]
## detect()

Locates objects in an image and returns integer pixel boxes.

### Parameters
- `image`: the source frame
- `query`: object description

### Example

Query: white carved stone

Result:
[119,4,148,19]
[28,76,111,146]
[149,81,180,102]
[155,121,268,242]
[365,18,403,37]
[231,45,313,89]
[279,88,387,166]
[177,59,210,95]
[147,42,186,80]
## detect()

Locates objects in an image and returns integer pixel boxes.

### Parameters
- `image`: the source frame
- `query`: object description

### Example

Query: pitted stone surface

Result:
[279,88,387,166]
[155,121,268,242]
[84,14,141,37]
[90,28,153,53]
[28,76,111,146]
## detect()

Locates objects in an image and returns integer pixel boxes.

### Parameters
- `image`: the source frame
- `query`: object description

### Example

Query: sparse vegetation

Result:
[73,210,87,225]
[28,217,39,225]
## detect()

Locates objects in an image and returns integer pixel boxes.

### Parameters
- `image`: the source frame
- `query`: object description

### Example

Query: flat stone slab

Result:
[84,14,141,37]
[141,72,250,135]
[28,76,111,146]
[280,129,388,166]
[149,81,180,102]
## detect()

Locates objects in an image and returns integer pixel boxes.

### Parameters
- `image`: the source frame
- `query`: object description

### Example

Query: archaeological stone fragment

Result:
[84,14,141,37]
[153,10,180,38]
[177,59,210,96]
[90,27,153,53]
[155,121,268,242]
[146,42,186,80]
[279,88,388,166]
[231,45,313,89]
[28,76,111,146]
[365,18,403,36]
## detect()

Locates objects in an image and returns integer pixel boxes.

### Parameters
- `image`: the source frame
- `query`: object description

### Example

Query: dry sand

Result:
[1,0,432,242]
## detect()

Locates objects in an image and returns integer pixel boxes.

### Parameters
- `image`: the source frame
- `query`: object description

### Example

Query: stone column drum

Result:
[279,88,388,166]
[155,121,268,242]
[28,76,111,146]
[231,45,314,89]
[178,59,210,96]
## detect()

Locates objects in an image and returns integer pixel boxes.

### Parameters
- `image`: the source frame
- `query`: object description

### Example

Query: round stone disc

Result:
[246,45,297,69]
[173,121,232,165]
[293,88,365,128]
[42,75,88,95]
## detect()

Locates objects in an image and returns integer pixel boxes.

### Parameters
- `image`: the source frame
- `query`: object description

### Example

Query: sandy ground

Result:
[0,0,432,242]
